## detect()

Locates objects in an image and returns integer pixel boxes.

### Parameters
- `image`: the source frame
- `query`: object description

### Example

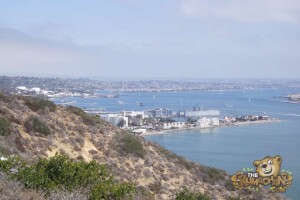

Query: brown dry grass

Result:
[0,173,45,200]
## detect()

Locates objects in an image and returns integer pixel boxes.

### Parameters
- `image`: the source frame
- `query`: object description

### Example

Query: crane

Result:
[193,103,205,111]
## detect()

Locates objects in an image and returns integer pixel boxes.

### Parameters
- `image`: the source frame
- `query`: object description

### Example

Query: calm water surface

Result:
[54,88,300,199]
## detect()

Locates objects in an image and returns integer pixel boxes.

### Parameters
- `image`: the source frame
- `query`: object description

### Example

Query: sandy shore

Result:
[141,119,281,136]
[226,119,281,126]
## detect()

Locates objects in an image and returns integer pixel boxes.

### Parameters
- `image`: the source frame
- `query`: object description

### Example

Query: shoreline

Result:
[141,119,281,136]
[276,94,300,105]
[272,100,300,104]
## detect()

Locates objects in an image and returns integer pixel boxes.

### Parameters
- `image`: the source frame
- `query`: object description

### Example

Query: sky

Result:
[0,0,300,79]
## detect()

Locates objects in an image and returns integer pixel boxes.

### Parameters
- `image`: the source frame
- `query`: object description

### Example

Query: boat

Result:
[225,103,233,108]
[118,101,125,105]
[136,102,144,106]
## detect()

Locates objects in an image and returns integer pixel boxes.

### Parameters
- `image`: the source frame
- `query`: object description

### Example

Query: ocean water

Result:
[54,88,300,199]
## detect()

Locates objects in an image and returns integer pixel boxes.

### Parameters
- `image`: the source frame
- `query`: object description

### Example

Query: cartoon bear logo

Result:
[253,155,282,177]
[230,172,244,190]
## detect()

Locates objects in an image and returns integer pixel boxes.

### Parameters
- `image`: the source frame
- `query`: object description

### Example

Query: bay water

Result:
[54,88,300,199]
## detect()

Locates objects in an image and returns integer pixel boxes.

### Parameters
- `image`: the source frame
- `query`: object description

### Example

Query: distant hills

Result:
[1,75,300,95]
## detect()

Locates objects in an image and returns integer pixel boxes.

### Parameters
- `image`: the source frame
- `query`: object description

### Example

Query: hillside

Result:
[0,93,285,200]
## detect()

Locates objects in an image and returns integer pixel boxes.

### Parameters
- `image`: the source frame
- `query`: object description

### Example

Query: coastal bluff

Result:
[0,93,286,200]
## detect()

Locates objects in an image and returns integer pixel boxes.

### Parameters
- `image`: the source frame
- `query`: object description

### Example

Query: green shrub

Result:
[175,187,211,200]
[21,96,56,112]
[114,132,145,158]
[25,117,51,136]
[0,154,137,199]
[0,154,151,199]
[0,155,26,175]
[66,106,101,126]
[0,116,10,136]
[16,154,109,191]
[90,181,135,200]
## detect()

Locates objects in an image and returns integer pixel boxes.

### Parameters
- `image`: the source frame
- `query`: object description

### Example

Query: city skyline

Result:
[1,0,300,79]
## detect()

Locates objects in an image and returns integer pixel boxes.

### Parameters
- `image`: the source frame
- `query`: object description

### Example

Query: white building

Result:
[131,129,147,134]
[211,118,220,126]
[100,114,128,127]
[126,111,147,119]
[16,86,28,91]
[162,122,185,130]
[29,87,41,94]
[196,117,220,128]
[222,116,236,124]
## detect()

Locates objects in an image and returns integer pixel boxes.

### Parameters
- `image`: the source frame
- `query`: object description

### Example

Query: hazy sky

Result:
[0,0,300,79]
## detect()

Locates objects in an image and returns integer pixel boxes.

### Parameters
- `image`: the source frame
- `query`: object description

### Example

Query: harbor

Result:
[52,88,298,199]
[88,105,280,135]
[141,118,281,136]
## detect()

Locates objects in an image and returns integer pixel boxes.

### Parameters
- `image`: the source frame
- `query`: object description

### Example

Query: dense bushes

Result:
[175,187,211,200]
[0,154,136,200]
[0,156,26,174]
[66,106,101,126]
[0,116,10,136]
[25,117,51,136]
[16,154,109,190]
[90,181,135,200]
[21,96,56,112]
[122,133,145,158]
[113,132,145,158]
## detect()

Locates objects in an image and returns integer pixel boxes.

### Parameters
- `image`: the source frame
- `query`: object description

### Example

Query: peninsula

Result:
[0,93,285,199]
[285,93,300,104]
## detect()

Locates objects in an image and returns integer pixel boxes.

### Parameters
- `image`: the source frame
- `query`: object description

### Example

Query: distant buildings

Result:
[84,104,271,133]
[184,110,221,128]
[145,108,173,118]
[2,76,300,96]
[126,111,147,119]
[16,86,52,96]
[99,108,223,131]
[221,116,236,124]
[131,128,147,134]
[100,113,129,127]
[235,115,269,122]
[220,115,269,125]
[162,122,185,130]
[195,117,219,128]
